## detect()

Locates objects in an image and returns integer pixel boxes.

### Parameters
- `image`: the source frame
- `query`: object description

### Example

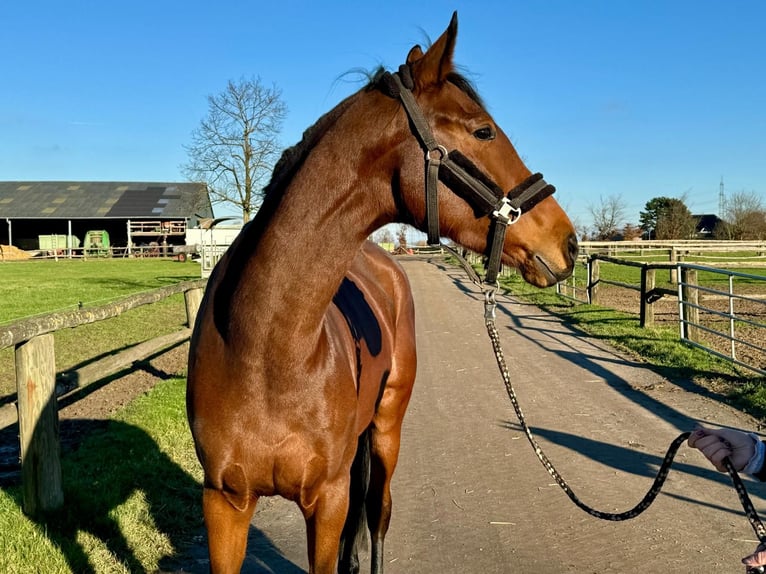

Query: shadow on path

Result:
[500,421,766,519]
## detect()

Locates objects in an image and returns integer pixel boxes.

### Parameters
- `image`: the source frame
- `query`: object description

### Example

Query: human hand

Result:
[743,541,766,571]
[687,426,756,473]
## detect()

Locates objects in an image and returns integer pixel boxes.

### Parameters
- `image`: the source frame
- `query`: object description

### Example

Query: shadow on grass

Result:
[2,418,304,573]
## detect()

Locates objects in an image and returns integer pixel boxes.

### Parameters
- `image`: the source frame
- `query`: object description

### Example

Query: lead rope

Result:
[441,246,766,571]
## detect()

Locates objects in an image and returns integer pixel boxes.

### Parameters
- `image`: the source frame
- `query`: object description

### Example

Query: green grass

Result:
[0,378,203,573]
[0,258,200,324]
[0,259,205,572]
[0,259,200,397]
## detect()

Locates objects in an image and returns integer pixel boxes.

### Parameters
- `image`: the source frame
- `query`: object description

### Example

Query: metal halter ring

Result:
[426,145,448,163]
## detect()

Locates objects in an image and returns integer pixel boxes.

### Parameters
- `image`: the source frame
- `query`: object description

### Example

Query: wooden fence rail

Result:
[2,278,206,516]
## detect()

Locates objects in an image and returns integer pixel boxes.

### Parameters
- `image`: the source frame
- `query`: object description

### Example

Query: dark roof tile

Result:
[0,181,212,219]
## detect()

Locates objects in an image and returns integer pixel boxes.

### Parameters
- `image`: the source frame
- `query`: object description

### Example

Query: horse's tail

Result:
[338,427,371,570]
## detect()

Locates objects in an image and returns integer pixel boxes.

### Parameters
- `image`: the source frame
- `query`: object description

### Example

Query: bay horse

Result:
[187,12,577,574]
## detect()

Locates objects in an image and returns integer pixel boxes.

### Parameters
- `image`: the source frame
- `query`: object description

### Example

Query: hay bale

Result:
[0,245,31,260]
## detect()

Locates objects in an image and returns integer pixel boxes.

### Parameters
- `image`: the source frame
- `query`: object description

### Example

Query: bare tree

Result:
[182,77,287,222]
[621,223,643,240]
[396,224,409,248]
[716,190,766,239]
[588,195,626,240]
[373,227,394,245]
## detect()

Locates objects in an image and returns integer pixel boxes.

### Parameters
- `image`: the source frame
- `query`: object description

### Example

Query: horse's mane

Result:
[444,71,484,109]
[262,67,483,202]
[262,91,359,202]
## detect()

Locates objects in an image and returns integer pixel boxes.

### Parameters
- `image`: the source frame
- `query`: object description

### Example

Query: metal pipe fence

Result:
[555,255,766,376]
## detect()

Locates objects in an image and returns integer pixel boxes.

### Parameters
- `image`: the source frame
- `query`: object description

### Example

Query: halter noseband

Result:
[381,66,556,286]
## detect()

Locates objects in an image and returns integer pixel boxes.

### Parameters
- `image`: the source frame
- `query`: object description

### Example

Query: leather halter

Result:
[381,67,556,286]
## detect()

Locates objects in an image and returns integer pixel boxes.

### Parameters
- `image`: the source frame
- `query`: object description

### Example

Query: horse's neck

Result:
[229,121,395,352]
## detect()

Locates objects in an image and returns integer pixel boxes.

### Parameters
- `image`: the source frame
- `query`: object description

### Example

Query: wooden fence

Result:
[0,279,206,516]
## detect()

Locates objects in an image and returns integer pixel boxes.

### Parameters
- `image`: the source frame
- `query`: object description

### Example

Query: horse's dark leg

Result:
[302,476,351,574]
[203,486,257,574]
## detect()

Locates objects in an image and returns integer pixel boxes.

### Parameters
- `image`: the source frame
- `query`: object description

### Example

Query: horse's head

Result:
[389,13,577,287]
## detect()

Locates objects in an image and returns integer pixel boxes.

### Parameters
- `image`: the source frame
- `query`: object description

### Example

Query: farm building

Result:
[694,213,723,237]
[0,181,213,255]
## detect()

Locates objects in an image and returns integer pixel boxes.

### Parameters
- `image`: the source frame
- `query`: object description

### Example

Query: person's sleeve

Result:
[745,435,766,479]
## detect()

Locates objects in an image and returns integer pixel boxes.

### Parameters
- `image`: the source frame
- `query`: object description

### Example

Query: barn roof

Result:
[0,181,212,219]
[694,213,722,233]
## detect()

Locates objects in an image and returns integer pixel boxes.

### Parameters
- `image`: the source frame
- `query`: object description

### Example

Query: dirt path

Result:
[164,255,766,573]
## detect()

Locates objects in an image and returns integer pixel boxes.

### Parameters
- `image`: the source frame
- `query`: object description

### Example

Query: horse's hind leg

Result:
[203,486,257,574]
[366,367,415,574]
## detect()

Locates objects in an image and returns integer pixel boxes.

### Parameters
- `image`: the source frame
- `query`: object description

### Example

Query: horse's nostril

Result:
[567,233,579,263]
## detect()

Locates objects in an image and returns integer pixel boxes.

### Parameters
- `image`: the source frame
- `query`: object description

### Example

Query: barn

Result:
[0,181,213,255]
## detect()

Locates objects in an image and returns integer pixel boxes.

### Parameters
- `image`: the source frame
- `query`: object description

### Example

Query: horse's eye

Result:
[473,126,496,141]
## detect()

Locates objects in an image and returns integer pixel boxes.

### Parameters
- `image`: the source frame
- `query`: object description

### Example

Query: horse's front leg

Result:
[302,475,351,574]
[203,485,258,574]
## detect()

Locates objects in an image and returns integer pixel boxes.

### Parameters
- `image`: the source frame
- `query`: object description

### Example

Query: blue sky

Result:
[2,1,764,232]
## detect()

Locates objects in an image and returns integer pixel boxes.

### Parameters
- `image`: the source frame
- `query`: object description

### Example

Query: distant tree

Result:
[739,211,766,240]
[621,223,643,240]
[182,76,287,222]
[396,224,408,248]
[588,195,626,240]
[656,199,696,239]
[717,190,766,239]
[374,227,394,244]
[639,196,695,239]
[640,197,670,239]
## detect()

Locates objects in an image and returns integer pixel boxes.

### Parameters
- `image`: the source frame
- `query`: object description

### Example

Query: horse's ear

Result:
[409,12,458,89]
[406,45,424,64]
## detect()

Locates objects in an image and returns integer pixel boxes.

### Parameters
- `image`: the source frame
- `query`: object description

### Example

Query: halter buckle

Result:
[493,197,522,224]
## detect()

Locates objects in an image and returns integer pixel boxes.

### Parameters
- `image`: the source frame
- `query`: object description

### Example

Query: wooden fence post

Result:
[587,257,600,305]
[184,287,204,328]
[15,333,63,515]
[640,266,655,328]
[680,267,700,342]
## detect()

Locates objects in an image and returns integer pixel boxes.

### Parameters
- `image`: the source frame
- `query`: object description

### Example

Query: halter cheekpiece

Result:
[380,65,556,286]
